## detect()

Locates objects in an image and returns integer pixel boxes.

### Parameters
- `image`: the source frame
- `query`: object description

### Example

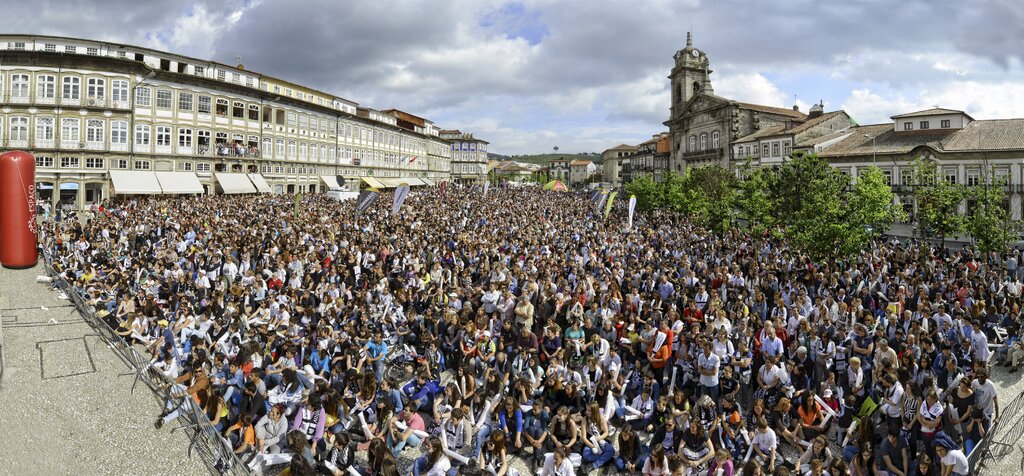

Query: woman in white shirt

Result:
[642,446,671,476]
[412,437,451,476]
[540,447,575,476]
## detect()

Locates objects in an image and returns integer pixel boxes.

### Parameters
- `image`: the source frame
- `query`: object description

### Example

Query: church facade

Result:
[664,33,807,172]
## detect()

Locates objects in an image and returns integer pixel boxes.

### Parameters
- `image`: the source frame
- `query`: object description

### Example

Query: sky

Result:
[8,0,1024,155]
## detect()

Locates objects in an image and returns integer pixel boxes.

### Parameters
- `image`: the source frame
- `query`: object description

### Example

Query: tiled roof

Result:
[817,124,953,157]
[939,119,1024,151]
[796,129,854,148]
[570,160,593,166]
[787,111,846,135]
[734,111,848,143]
[737,102,807,119]
[734,125,786,143]
[890,107,972,119]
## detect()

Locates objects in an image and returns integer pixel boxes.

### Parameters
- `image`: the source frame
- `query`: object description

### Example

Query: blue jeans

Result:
[473,423,492,458]
[388,432,422,456]
[582,441,615,467]
[615,445,648,472]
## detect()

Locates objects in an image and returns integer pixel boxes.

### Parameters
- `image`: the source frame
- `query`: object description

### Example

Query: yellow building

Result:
[0,35,453,207]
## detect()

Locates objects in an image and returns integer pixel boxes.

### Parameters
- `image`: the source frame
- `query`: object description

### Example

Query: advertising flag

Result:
[483,181,490,198]
[440,180,447,201]
[628,194,637,228]
[355,189,380,217]
[604,191,617,219]
[293,192,301,217]
[391,184,410,216]
[595,190,609,212]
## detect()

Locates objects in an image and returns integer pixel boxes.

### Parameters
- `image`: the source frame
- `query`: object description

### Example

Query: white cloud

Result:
[841,81,1024,125]
[714,73,789,107]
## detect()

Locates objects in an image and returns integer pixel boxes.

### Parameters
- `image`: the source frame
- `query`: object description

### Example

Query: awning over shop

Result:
[110,171,162,195]
[420,178,436,186]
[154,172,204,194]
[376,177,415,188]
[360,177,386,189]
[319,175,343,191]
[214,173,257,194]
[406,178,428,186]
[247,174,273,193]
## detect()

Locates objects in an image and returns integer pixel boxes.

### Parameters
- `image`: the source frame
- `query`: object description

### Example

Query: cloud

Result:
[3,0,1024,154]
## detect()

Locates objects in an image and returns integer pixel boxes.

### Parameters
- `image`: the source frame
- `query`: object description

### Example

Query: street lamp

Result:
[863,133,876,165]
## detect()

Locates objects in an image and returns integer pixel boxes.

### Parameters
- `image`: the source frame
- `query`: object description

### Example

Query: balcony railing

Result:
[60,140,80,150]
[8,95,30,104]
[7,139,29,148]
[35,96,56,106]
[35,139,55,149]
[214,142,261,158]
[681,147,723,159]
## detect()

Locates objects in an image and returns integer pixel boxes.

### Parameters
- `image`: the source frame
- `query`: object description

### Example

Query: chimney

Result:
[792,104,800,112]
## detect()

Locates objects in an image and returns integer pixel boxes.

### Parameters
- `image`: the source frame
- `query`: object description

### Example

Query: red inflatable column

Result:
[0,151,38,268]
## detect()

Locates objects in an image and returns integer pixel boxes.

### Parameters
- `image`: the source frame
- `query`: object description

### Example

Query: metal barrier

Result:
[41,249,253,475]
[0,305,6,391]
[971,391,1024,473]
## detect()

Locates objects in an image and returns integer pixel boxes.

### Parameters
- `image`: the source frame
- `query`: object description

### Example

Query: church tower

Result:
[669,32,713,120]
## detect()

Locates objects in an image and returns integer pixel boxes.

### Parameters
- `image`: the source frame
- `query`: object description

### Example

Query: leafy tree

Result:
[967,175,1011,252]
[735,160,777,235]
[686,165,738,233]
[624,174,664,212]
[910,157,966,246]
[770,152,858,259]
[847,166,908,242]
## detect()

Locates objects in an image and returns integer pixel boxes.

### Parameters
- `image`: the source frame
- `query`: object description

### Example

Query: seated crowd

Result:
[40,185,1020,476]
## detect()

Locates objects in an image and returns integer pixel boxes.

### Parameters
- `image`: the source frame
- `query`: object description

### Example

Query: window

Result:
[197,95,212,114]
[903,122,913,131]
[245,77,254,88]
[263,138,273,156]
[196,163,211,172]
[35,117,54,141]
[156,89,172,108]
[900,170,913,186]
[61,157,80,168]
[135,124,151,145]
[688,136,696,152]
[64,45,76,54]
[135,86,151,106]
[35,156,54,167]
[299,142,308,159]
[783,142,791,155]
[772,143,780,157]
[762,143,770,157]
[117,51,126,58]
[287,112,296,127]
[288,141,297,158]
[10,74,29,98]
[86,47,98,56]
[881,170,892,185]
[698,133,707,151]
[179,162,193,171]
[86,119,104,142]
[711,131,720,149]
[85,157,104,169]
[62,77,81,100]
[111,120,128,144]
[310,144,318,161]
[9,117,28,140]
[61,118,80,141]
[111,80,128,103]
[195,66,205,76]
[178,92,193,111]
[44,44,56,52]
[276,139,285,157]
[178,128,192,147]
[155,126,172,146]
[217,70,226,81]
[232,101,245,118]
[299,115,308,130]
[967,169,980,186]
[37,75,56,98]
[944,168,957,184]
[86,78,105,99]
[920,121,929,130]
[248,104,259,120]
[216,98,228,116]
[941,119,950,128]
[134,160,151,170]
[112,159,128,169]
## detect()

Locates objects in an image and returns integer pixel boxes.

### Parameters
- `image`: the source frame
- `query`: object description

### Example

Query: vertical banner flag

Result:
[589,189,601,204]
[391,184,411,216]
[483,180,490,198]
[440,180,448,201]
[355,189,380,217]
[628,194,637,228]
[604,191,618,219]
[293,192,302,217]
[596,190,609,212]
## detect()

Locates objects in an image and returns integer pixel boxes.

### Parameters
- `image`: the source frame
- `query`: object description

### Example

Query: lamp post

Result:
[863,133,876,166]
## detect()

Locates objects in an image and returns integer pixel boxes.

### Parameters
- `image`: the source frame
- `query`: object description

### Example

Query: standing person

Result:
[697,338,721,401]
[971,370,999,426]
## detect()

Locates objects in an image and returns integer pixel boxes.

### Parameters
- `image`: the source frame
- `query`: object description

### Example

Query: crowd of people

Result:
[40,184,1022,476]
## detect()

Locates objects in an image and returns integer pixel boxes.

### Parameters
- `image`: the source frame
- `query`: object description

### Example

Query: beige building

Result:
[439,129,489,183]
[0,34,453,208]
[601,144,637,188]
[569,160,597,186]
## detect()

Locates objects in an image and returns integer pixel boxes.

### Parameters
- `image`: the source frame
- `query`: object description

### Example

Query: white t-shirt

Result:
[941,449,969,474]
[423,455,452,476]
[698,352,720,386]
[752,428,778,452]
[883,382,904,418]
[972,379,997,419]
[541,454,576,476]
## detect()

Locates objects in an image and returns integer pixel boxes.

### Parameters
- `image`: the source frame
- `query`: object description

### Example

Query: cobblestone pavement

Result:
[977,362,1024,475]
[0,264,206,476]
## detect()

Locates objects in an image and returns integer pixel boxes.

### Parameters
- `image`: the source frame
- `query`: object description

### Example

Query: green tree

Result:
[735,160,777,235]
[847,166,908,242]
[686,165,738,233]
[910,157,966,246]
[771,152,857,259]
[624,174,664,212]
[967,175,1011,252]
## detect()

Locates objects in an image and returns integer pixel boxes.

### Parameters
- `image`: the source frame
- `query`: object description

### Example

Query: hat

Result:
[822,388,833,399]
[481,331,491,338]
[157,319,169,327]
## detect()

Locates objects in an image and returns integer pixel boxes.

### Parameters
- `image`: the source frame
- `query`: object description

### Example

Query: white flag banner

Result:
[628,195,637,228]
[483,180,490,197]
[391,184,410,216]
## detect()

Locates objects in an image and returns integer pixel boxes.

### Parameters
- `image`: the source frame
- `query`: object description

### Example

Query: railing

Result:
[975,391,1024,473]
[0,304,6,391]
[40,248,252,476]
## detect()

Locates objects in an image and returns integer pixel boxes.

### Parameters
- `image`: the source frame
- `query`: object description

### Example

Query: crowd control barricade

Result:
[972,391,1024,473]
[41,249,253,476]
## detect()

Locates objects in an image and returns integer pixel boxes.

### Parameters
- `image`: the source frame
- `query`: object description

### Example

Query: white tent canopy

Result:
[319,175,343,191]
[215,173,257,194]
[110,171,162,195]
[155,172,204,194]
[247,174,273,193]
